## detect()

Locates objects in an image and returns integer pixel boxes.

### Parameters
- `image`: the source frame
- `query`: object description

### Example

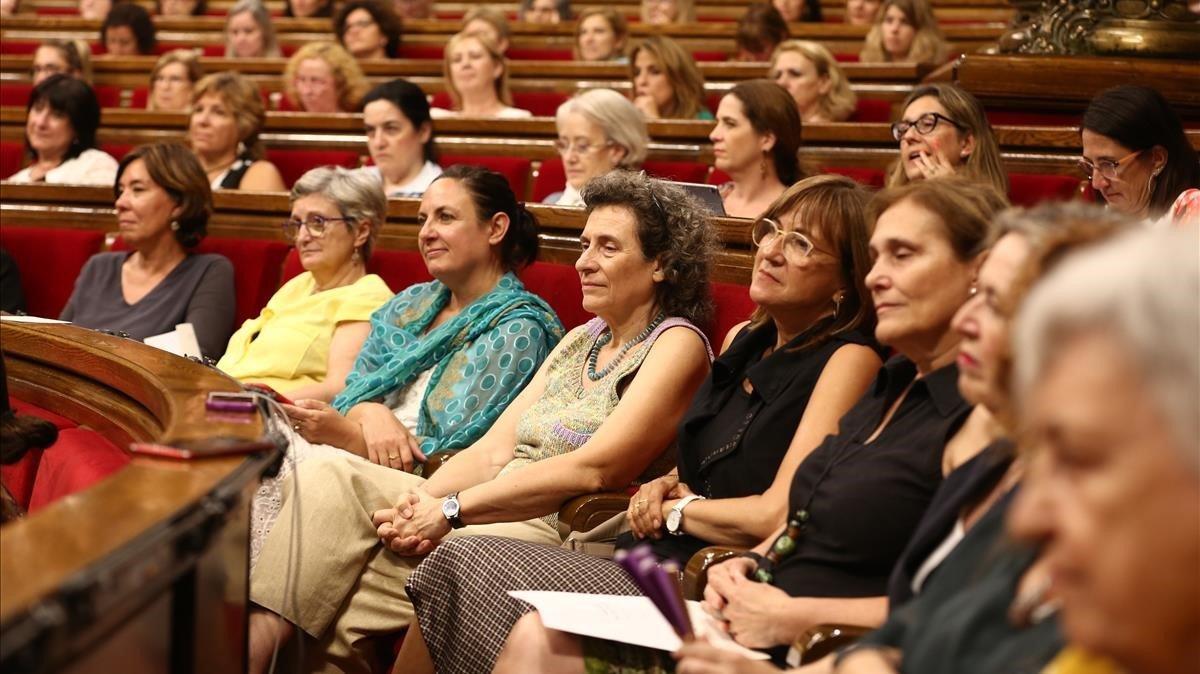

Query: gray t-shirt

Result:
[59,251,236,360]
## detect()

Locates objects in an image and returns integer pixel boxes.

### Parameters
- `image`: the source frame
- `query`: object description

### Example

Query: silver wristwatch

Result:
[665,494,705,536]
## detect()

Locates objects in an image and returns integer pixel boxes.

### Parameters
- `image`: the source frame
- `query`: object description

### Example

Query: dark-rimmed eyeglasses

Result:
[1077,149,1143,181]
[890,112,965,142]
[751,218,833,264]
[281,215,353,240]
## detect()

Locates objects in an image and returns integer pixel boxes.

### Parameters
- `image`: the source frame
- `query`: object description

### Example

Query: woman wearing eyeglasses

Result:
[1079,85,1200,226]
[146,50,202,113]
[217,166,393,403]
[886,83,1008,197]
[544,89,648,207]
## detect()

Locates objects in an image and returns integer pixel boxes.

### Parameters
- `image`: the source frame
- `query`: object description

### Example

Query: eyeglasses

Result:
[344,17,376,31]
[281,215,353,240]
[1077,149,1143,181]
[890,112,965,142]
[554,138,612,155]
[31,64,66,78]
[152,74,190,86]
[751,218,832,263]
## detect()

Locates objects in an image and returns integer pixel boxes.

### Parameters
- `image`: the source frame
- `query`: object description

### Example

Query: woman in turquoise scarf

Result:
[284,165,564,472]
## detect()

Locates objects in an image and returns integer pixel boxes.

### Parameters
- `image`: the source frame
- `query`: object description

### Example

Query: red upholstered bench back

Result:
[850,98,894,123]
[1008,173,1084,207]
[822,166,887,188]
[511,91,571,116]
[439,155,532,201]
[533,160,714,203]
[0,227,106,318]
[519,261,589,330]
[0,82,32,108]
[1,139,25,178]
[266,148,364,188]
[708,281,754,347]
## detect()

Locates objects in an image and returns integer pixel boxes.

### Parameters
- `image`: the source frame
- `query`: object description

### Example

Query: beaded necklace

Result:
[586,312,666,381]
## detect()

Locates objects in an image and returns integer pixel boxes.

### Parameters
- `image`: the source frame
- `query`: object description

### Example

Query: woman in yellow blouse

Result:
[217,166,393,401]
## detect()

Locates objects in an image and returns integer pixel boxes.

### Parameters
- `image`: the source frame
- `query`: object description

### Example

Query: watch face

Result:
[666,509,682,533]
[442,497,460,519]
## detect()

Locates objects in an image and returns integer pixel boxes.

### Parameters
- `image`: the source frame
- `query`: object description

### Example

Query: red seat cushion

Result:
[1,449,44,511]
[511,91,570,117]
[531,158,567,203]
[93,84,127,108]
[707,168,731,186]
[708,281,754,348]
[0,82,32,108]
[27,427,130,513]
[821,166,887,188]
[265,148,363,188]
[194,238,292,325]
[0,227,106,318]
[1008,173,1083,207]
[519,261,589,331]
[0,41,41,55]
[440,155,532,202]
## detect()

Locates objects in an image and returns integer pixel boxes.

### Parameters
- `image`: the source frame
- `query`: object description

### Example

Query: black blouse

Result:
[625,323,878,563]
[771,356,972,599]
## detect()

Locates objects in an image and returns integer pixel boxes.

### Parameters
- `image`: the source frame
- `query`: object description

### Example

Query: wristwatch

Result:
[441,492,465,529]
[665,494,705,536]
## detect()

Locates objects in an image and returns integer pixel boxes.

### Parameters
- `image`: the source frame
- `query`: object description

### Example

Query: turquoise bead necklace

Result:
[586,312,667,381]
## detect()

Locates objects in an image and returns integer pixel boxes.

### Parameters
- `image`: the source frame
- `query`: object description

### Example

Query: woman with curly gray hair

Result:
[246,170,716,674]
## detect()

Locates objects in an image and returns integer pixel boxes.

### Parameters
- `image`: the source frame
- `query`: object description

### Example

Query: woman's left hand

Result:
[914,150,956,180]
[374,489,450,557]
[715,573,795,649]
[283,400,355,447]
[674,640,781,674]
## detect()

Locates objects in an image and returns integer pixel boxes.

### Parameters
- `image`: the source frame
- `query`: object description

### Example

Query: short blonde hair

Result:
[770,40,857,122]
[191,71,266,159]
[284,41,369,112]
[443,32,513,108]
[573,8,628,61]
[462,5,511,47]
[556,88,648,168]
[147,49,203,111]
[224,0,280,57]
[860,0,947,64]
[640,0,695,22]
[629,35,706,120]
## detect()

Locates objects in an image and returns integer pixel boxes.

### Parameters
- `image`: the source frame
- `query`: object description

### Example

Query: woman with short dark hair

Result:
[334,0,404,59]
[59,143,235,360]
[100,2,157,56]
[9,75,116,185]
[361,78,442,196]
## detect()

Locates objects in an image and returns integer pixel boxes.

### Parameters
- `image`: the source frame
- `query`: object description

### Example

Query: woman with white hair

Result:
[544,88,648,206]
[1008,225,1199,674]
[217,166,393,402]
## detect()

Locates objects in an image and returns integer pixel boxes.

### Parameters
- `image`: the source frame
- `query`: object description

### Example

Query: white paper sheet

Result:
[143,323,202,358]
[0,315,68,324]
[506,591,770,660]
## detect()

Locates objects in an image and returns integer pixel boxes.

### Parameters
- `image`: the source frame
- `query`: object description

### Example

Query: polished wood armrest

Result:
[794,623,873,665]
[682,545,744,600]
[557,492,632,537]
[422,449,460,478]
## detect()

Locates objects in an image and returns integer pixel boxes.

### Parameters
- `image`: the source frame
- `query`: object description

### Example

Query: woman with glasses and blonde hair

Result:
[30,39,92,86]
[886,83,1007,197]
[218,166,393,402]
[432,32,531,119]
[224,0,281,58]
[188,71,286,191]
[770,40,857,123]
[1079,85,1200,224]
[284,42,369,113]
[629,35,711,120]
[544,88,647,206]
[147,49,203,112]
[860,0,947,64]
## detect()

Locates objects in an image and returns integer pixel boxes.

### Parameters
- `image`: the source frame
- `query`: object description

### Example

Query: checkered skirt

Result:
[406,535,642,673]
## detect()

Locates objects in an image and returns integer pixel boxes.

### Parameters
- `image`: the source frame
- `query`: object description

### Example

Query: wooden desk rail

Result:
[0,321,280,672]
[13,0,1016,12]
[0,183,759,283]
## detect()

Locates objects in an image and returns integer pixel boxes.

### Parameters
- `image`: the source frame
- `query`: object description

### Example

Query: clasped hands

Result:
[372,488,449,557]
[628,473,694,539]
[701,556,793,650]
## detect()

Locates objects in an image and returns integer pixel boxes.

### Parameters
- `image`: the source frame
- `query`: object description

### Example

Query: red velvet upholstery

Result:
[834,53,860,62]
[1,140,25,178]
[366,249,433,293]
[0,41,41,55]
[396,45,444,59]
[1008,173,1083,207]
[707,168,731,186]
[692,51,727,62]
[0,82,32,108]
[1,398,77,511]
[531,158,567,203]
[129,87,150,108]
[822,166,887,188]
[850,98,894,123]
[0,227,106,318]
[519,261,589,330]
[512,91,570,117]
[643,160,712,184]
[201,44,225,57]
[708,281,754,348]
[34,6,78,13]
[440,155,532,201]
[27,428,130,513]
[265,148,364,188]
[103,143,136,161]
[94,85,127,108]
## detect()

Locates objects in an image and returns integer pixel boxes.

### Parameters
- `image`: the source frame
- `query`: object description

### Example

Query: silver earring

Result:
[170,220,180,231]
[833,293,844,319]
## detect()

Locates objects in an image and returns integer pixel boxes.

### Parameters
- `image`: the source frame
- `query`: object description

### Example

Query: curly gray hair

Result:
[580,170,717,326]
[291,166,385,261]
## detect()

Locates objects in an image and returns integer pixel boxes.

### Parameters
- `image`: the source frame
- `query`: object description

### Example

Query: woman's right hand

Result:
[628,473,681,539]
[633,94,661,120]
[702,556,757,615]
[354,403,427,472]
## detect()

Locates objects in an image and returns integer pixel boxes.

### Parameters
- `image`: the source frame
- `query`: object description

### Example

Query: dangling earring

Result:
[969,283,978,297]
[352,247,362,264]
[832,292,844,319]
[170,220,180,231]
